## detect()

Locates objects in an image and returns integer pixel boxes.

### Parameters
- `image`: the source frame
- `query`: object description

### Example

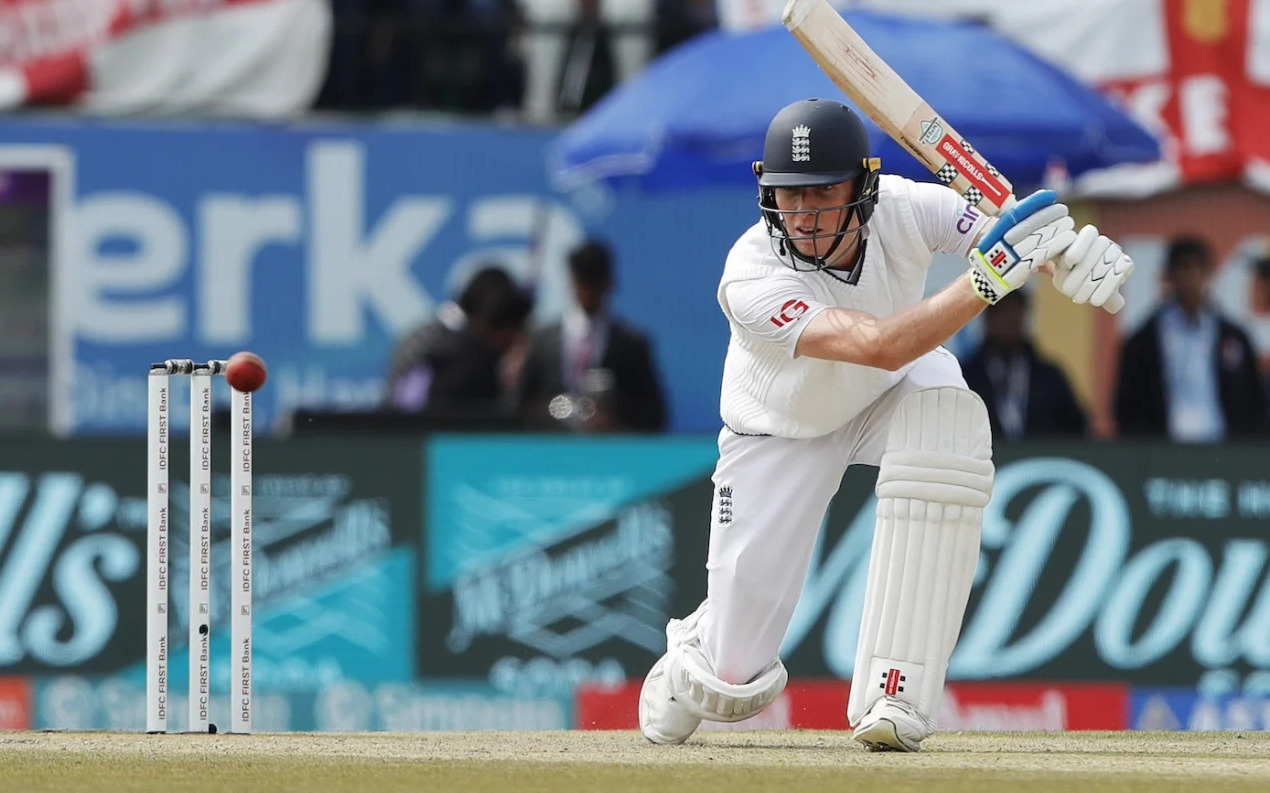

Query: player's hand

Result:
[1051,225,1133,314]
[967,190,1077,304]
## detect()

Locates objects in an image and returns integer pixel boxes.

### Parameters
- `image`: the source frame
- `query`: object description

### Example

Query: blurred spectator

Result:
[1254,254,1270,312]
[515,0,657,123]
[651,0,717,53]
[673,0,717,32]
[1115,236,1266,441]
[321,0,520,113]
[517,239,667,431]
[1253,254,1270,424]
[959,290,1086,440]
[410,0,520,113]
[321,0,411,110]
[318,0,715,115]
[385,266,532,418]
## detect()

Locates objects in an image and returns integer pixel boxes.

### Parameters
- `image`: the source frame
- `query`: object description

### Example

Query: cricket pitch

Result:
[3,730,1269,793]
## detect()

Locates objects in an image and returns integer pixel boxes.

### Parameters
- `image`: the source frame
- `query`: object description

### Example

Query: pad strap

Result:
[876,450,993,506]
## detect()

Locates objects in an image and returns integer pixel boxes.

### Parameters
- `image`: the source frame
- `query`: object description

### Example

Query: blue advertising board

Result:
[0,117,756,435]
[1131,688,1270,731]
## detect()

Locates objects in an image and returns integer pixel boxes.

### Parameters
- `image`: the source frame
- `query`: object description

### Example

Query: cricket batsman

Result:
[638,98,1132,751]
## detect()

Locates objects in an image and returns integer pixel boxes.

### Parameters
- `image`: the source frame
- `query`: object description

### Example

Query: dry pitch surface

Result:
[3,730,1270,793]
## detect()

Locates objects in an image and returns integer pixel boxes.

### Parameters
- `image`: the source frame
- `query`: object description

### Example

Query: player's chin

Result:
[790,238,826,259]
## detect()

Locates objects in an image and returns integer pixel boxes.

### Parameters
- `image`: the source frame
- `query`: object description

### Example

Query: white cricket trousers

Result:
[698,347,967,684]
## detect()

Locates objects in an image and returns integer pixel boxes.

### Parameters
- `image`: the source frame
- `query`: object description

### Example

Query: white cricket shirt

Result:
[717,174,991,438]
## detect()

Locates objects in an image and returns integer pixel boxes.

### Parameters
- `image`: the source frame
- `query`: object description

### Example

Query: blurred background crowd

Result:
[0,0,1268,735]
[320,0,718,120]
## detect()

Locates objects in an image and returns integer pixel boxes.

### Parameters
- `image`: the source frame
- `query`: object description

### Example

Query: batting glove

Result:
[1051,224,1133,313]
[967,190,1077,304]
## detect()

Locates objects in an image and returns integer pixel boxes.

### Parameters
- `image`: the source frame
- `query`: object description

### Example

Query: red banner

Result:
[0,677,32,730]
[939,682,1129,732]
[1094,0,1268,189]
[0,0,329,116]
[577,679,1129,731]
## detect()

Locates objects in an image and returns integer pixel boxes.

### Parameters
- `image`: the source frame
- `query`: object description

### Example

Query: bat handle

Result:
[1103,291,1125,314]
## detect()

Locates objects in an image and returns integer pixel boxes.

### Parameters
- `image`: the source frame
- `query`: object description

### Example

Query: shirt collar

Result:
[564,305,607,339]
[1161,300,1215,330]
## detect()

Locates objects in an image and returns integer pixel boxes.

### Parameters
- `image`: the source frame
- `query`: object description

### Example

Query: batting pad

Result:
[846,387,993,727]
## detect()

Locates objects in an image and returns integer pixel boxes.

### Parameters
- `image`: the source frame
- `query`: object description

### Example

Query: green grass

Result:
[2,730,1269,792]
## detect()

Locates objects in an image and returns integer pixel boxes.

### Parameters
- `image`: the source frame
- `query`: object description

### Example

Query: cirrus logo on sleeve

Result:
[956,204,981,234]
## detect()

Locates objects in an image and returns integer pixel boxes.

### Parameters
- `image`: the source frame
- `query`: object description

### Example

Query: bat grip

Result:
[977,190,1056,252]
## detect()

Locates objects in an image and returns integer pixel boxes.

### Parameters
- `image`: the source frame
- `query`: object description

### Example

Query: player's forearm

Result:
[876,275,987,368]
[797,275,985,370]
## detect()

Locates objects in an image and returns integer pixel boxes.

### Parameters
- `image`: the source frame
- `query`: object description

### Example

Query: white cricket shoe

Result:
[638,653,701,745]
[852,696,935,752]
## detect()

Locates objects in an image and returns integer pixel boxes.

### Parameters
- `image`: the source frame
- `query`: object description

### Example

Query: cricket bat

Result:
[783,0,1124,313]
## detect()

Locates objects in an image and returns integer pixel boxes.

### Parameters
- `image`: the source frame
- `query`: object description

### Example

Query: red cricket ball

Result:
[225,351,267,393]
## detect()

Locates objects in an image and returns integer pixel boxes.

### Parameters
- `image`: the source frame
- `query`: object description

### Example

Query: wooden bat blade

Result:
[783,0,1014,216]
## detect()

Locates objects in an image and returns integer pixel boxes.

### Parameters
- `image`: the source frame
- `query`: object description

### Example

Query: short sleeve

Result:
[907,180,993,258]
[724,276,830,357]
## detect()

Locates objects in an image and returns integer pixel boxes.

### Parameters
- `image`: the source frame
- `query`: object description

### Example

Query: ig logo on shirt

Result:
[769,300,810,328]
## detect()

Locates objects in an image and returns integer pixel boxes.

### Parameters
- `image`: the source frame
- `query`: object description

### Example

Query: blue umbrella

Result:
[549,9,1160,192]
